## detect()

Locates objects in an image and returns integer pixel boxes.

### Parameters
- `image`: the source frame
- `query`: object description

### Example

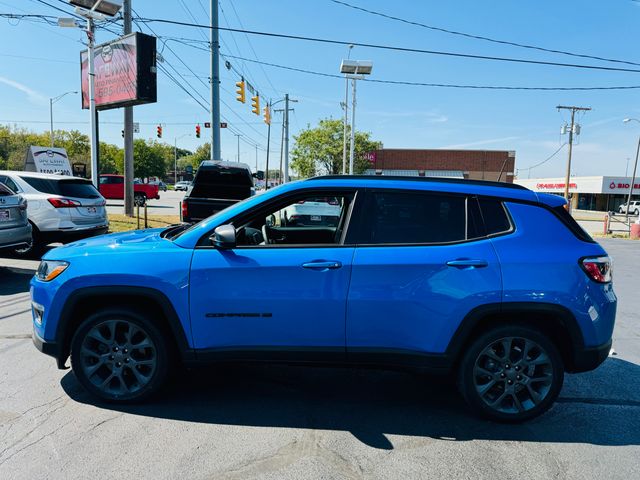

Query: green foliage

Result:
[0,125,191,180]
[290,118,382,178]
[179,142,211,171]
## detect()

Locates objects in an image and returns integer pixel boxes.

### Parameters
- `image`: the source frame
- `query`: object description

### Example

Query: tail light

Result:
[581,256,612,283]
[18,199,28,210]
[181,201,188,221]
[328,199,339,205]
[296,200,306,204]
[48,198,81,208]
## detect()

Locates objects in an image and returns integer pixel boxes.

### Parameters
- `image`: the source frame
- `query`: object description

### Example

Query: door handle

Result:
[446,259,489,268]
[302,261,342,270]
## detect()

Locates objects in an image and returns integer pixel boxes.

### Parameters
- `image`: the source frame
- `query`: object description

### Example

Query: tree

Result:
[99,142,123,174]
[290,118,382,178]
[115,139,166,179]
[179,142,211,171]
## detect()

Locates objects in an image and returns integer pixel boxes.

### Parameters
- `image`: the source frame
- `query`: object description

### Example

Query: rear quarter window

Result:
[478,198,513,235]
[0,183,13,196]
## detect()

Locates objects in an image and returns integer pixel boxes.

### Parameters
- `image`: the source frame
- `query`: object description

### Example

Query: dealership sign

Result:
[517,176,640,194]
[24,147,73,176]
[81,32,157,111]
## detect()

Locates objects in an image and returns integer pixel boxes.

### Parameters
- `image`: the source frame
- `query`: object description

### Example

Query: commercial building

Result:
[515,176,640,211]
[363,149,516,183]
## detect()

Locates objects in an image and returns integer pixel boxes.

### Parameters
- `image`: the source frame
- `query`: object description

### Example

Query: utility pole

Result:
[284,94,290,183]
[123,0,134,216]
[87,17,99,187]
[349,78,357,175]
[211,0,221,161]
[275,108,285,184]
[265,100,272,189]
[557,105,591,208]
[341,80,349,174]
[255,144,258,173]
[235,134,241,162]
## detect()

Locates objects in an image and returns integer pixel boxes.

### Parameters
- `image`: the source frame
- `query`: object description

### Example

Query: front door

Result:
[189,190,358,357]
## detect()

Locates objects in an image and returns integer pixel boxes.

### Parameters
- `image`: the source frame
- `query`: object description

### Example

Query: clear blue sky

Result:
[1,0,640,178]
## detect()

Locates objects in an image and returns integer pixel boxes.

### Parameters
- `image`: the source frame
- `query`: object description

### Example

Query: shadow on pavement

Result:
[61,356,640,449]
[0,267,35,296]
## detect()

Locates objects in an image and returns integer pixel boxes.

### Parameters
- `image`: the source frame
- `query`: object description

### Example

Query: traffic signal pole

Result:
[211,0,221,161]
[123,0,134,216]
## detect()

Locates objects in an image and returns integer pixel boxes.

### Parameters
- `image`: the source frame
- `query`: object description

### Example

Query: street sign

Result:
[220,122,228,128]
[204,122,211,128]
[133,122,140,133]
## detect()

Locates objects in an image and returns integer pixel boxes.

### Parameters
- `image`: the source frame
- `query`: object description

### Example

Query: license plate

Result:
[87,207,97,214]
[310,215,321,222]
[0,210,9,221]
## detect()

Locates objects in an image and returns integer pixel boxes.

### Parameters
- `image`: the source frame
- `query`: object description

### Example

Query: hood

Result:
[43,228,171,260]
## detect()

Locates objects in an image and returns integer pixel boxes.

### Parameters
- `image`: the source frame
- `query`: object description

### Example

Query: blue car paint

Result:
[32,177,616,365]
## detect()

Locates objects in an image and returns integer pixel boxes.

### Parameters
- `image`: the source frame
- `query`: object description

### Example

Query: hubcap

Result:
[473,337,554,414]
[79,320,157,396]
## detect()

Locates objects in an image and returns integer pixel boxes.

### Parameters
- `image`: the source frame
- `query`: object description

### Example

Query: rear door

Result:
[346,189,503,360]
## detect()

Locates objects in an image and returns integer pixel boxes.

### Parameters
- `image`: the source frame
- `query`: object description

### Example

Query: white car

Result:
[0,171,108,257]
[618,200,640,215]
[175,181,191,191]
[280,196,342,226]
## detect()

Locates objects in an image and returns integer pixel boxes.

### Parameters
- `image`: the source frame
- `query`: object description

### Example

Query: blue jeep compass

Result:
[31,176,616,422]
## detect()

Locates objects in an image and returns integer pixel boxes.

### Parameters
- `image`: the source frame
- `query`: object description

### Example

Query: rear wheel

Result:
[458,325,564,422]
[70,309,169,402]
[12,223,45,259]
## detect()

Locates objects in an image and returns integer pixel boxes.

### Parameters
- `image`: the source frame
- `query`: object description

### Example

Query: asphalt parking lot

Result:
[0,239,638,479]
[106,189,185,216]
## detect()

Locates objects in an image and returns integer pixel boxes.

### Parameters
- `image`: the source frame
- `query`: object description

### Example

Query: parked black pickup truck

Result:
[181,161,255,223]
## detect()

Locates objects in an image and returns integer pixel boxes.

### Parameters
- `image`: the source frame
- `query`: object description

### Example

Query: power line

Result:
[219,53,640,91]
[329,0,640,68]
[132,16,640,73]
[520,143,567,173]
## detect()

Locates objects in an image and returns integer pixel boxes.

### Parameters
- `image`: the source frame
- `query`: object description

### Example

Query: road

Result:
[1,239,639,479]
[106,190,186,216]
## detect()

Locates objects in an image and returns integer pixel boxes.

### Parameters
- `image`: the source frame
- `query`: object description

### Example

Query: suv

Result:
[31,176,616,422]
[0,182,31,251]
[182,161,255,223]
[617,200,640,215]
[0,171,108,256]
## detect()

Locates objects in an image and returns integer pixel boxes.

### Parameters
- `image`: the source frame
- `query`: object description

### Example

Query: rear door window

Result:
[362,191,468,244]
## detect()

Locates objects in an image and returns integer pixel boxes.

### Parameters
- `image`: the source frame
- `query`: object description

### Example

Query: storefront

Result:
[515,176,640,211]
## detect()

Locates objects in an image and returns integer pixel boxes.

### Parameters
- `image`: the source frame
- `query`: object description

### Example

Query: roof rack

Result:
[305,175,528,191]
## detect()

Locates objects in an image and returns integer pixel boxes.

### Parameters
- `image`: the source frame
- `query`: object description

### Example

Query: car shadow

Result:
[61,356,640,449]
[0,267,36,296]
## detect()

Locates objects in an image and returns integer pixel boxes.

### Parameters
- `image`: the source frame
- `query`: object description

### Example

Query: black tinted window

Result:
[365,192,467,244]
[0,176,19,193]
[478,198,512,235]
[191,167,253,199]
[21,177,100,199]
[0,183,12,196]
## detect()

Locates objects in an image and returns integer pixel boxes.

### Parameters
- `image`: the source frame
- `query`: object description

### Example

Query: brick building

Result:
[364,149,516,183]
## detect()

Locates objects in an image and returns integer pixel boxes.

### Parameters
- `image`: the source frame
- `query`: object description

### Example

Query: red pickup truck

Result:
[99,175,160,206]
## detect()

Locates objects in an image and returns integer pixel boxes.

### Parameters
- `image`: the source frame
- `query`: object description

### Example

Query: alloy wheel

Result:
[78,319,157,397]
[472,336,554,414]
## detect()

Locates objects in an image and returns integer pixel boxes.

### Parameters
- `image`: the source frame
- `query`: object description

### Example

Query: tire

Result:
[457,325,564,423]
[134,194,147,207]
[619,208,624,214]
[70,308,169,403]
[634,209,639,216]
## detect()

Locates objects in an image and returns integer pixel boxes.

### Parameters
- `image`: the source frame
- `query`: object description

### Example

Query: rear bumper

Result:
[570,339,612,373]
[0,223,32,249]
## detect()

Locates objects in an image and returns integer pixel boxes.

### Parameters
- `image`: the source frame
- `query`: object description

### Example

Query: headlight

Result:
[36,260,69,282]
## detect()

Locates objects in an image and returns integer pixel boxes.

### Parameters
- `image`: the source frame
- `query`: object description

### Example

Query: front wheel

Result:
[70,309,169,402]
[457,325,564,422]
[634,209,639,216]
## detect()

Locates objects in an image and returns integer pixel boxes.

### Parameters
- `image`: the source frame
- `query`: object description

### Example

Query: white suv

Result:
[0,171,108,256]
[618,200,640,215]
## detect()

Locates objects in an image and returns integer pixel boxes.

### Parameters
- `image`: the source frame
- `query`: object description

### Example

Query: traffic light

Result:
[263,104,271,125]
[235,79,246,104]
[251,93,260,116]
[195,124,201,138]
[156,125,162,138]
[121,130,124,138]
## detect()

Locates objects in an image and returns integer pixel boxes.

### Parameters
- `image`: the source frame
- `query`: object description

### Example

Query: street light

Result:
[49,91,77,147]
[339,59,373,175]
[174,134,191,185]
[623,118,640,229]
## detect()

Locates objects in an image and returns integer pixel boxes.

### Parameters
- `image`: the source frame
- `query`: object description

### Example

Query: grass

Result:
[108,213,181,233]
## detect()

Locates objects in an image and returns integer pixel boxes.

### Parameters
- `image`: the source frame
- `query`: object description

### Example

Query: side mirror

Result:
[211,224,236,249]
[266,214,276,227]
